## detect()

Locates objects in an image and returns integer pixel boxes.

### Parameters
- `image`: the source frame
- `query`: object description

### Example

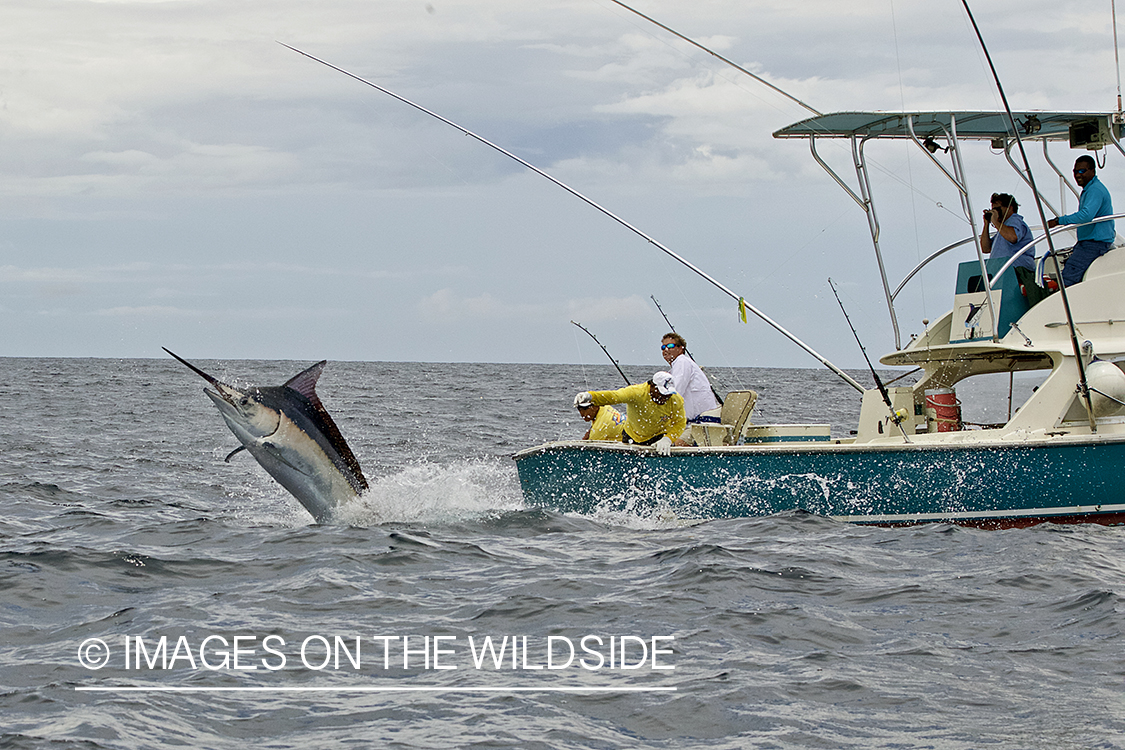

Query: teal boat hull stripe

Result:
[513,439,1125,527]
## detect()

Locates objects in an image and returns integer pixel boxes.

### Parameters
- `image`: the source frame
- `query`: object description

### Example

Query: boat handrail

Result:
[891,213,1125,299]
[891,236,976,300]
[987,213,1125,290]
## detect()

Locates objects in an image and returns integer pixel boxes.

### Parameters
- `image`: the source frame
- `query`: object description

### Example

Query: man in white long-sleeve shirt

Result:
[660,333,718,421]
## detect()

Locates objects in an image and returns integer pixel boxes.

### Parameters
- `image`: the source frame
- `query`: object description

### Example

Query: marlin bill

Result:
[164,349,368,523]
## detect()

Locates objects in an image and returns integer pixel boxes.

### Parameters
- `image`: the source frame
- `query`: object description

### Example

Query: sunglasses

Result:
[661,343,679,350]
[1074,168,1091,175]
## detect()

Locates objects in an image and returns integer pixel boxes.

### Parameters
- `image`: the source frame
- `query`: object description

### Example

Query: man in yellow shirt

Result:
[574,392,626,441]
[575,372,686,453]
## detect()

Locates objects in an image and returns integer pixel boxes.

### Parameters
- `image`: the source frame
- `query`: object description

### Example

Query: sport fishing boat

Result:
[514,110,1125,528]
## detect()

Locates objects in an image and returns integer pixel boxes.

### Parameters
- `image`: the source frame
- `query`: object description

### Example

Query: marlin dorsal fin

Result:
[284,361,327,407]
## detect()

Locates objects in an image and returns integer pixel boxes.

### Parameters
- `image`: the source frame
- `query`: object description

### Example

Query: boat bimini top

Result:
[773,110,1125,351]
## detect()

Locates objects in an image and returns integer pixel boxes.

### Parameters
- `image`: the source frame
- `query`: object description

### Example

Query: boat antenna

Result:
[571,321,631,385]
[651,295,725,404]
[604,0,821,117]
[1115,0,1123,119]
[828,279,910,443]
[280,42,866,394]
[959,1,1098,433]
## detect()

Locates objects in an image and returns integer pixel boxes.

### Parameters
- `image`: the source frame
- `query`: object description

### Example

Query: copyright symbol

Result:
[78,638,111,670]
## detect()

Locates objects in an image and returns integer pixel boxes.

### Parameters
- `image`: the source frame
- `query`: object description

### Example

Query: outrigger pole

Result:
[281,42,866,394]
[959,1,1098,433]
[604,0,822,117]
[571,321,631,386]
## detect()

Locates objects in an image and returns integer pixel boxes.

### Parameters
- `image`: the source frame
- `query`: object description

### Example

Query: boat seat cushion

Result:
[721,390,757,444]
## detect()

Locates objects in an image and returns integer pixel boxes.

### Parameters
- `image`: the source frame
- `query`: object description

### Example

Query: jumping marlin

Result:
[164,348,369,523]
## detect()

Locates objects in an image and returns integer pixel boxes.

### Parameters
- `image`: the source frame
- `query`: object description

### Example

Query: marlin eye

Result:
[240,397,250,406]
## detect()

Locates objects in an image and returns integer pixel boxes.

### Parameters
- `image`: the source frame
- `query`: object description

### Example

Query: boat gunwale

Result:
[512,431,1125,461]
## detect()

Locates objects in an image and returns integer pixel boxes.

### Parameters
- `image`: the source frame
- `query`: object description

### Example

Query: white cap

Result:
[652,371,677,395]
[574,392,593,408]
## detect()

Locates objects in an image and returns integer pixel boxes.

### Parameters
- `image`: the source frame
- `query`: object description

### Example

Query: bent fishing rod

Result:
[651,295,724,405]
[650,295,686,345]
[281,42,864,394]
[960,0,1097,433]
[571,321,631,385]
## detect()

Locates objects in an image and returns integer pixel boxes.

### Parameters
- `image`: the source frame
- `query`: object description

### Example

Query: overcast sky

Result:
[1,0,1121,370]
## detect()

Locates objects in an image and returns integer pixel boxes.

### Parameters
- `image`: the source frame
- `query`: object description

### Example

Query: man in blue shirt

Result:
[980,192,1034,271]
[1048,156,1116,286]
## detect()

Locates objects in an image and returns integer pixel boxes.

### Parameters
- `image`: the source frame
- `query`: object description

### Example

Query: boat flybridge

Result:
[772,110,1125,446]
[515,110,1125,527]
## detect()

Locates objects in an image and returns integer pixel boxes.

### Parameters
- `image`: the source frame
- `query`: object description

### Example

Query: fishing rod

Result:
[828,279,910,443]
[960,1,1098,433]
[604,0,821,117]
[571,320,631,386]
[651,295,724,405]
[280,42,866,395]
[650,295,679,337]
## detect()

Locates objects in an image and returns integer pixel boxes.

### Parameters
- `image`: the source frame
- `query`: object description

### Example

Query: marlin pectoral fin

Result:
[224,446,247,463]
[259,440,311,477]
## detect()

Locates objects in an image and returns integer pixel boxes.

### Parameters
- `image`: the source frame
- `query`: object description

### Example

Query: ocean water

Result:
[1,357,1122,749]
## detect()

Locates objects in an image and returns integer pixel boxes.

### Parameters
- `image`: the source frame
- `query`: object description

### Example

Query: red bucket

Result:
[924,388,962,432]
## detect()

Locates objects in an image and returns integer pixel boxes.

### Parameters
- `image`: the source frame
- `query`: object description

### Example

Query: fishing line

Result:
[611,0,977,353]
[595,0,970,228]
[833,277,890,350]
[747,206,853,295]
[573,325,591,391]
[959,0,1097,433]
[888,0,930,322]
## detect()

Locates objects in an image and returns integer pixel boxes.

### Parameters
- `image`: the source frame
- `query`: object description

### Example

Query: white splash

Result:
[338,459,526,526]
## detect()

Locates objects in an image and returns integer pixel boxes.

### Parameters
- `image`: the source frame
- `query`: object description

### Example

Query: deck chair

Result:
[719,390,757,445]
[690,390,758,446]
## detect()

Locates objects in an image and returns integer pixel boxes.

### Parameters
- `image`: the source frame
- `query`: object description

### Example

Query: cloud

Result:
[92,303,350,321]
[1,0,1120,365]
[565,294,651,322]
[418,288,551,322]
[417,288,652,327]
[93,305,196,317]
[38,283,85,298]
[0,261,460,287]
